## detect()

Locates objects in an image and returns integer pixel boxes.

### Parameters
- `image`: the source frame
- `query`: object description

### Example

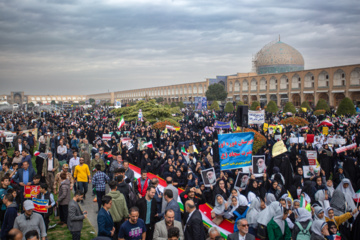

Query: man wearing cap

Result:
[13,200,47,240]
[54,164,74,194]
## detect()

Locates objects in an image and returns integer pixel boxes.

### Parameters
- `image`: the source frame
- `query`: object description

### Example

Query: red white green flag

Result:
[117,115,125,129]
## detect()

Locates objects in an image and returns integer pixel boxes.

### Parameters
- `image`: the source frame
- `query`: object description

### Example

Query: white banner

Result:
[328,137,346,145]
[290,137,305,144]
[248,110,265,124]
[335,143,357,153]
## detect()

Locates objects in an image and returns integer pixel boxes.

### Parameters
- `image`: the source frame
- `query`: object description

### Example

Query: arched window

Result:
[350,68,360,85]
[193,85,198,94]
[334,69,346,86]
[269,77,277,90]
[304,72,314,88]
[291,74,301,89]
[229,82,233,92]
[243,80,249,91]
[234,81,240,92]
[318,71,329,87]
[260,78,267,91]
[251,79,257,91]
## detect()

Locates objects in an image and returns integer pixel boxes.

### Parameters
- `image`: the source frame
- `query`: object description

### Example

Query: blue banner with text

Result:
[218,132,254,170]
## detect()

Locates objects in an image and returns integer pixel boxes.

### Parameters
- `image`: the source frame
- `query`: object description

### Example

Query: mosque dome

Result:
[254,40,304,74]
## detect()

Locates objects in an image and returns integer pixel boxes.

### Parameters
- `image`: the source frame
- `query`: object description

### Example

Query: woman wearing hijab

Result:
[223,196,239,220]
[315,189,330,209]
[257,202,280,240]
[292,208,313,240]
[232,194,249,232]
[311,220,330,240]
[212,179,229,201]
[267,204,291,240]
[211,194,227,225]
[336,178,356,212]
[326,221,341,240]
[325,206,357,230]
[314,206,326,221]
[246,197,264,237]
[246,179,260,203]
[265,193,277,206]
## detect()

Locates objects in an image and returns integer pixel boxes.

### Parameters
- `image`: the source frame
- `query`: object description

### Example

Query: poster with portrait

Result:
[252,155,266,177]
[137,137,147,151]
[200,168,216,187]
[234,172,250,190]
[303,165,321,179]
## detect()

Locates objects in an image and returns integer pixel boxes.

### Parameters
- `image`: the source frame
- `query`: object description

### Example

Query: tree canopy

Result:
[205,83,228,101]
[284,102,296,113]
[89,98,95,104]
[337,97,356,115]
[224,102,234,113]
[266,101,278,113]
[250,101,260,110]
[300,101,311,112]
[111,99,181,123]
[315,99,330,111]
[209,101,220,111]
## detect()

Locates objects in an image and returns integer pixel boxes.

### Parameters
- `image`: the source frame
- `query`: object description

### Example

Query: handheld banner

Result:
[24,185,40,198]
[272,140,287,157]
[218,132,254,170]
[306,150,317,166]
[33,198,49,213]
[248,110,265,124]
[214,121,232,129]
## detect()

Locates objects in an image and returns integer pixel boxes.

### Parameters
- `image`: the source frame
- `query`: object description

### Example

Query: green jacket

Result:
[89,159,105,176]
[106,190,129,222]
[267,218,291,240]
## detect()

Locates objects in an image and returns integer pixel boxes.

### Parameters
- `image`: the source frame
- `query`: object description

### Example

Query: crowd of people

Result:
[0,105,360,240]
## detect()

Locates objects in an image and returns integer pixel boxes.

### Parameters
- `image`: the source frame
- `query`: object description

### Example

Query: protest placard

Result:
[24,185,40,198]
[248,110,265,124]
[33,198,48,213]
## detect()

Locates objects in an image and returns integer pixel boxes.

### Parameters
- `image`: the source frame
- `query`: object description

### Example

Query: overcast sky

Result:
[0,0,359,95]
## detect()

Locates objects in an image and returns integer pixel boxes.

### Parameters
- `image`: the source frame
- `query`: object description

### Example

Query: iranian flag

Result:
[300,193,312,212]
[34,151,40,156]
[143,141,153,148]
[117,115,125,129]
[166,125,175,131]
[353,190,360,203]
[181,147,190,164]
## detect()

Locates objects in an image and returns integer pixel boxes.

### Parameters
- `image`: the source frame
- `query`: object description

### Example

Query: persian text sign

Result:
[218,132,254,170]
[24,185,40,198]
[33,198,48,213]
[306,150,317,166]
[248,110,265,124]
[214,121,231,129]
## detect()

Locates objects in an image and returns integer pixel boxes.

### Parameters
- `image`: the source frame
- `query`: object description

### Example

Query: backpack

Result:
[295,221,312,240]
[128,184,138,208]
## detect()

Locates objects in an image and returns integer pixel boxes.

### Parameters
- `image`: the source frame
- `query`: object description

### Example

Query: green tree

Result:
[337,97,356,115]
[300,101,311,112]
[51,100,56,105]
[209,101,220,111]
[236,101,245,106]
[89,98,95,104]
[224,102,234,113]
[79,101,85,105]
[170,102,177,108]
[284,102,296,113]
[315,99,330,111]
[177,102,185,108]
[250,101,260,110]
[205,84,228,101]
[28,102,35,108]
[164,103,170,108]
[266,101,278,113]
[155,97,164,103]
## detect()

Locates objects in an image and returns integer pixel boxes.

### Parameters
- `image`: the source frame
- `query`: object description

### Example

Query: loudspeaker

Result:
[236,105,248,127]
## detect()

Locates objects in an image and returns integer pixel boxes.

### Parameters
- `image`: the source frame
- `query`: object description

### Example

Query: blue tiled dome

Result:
[255,41,304,74]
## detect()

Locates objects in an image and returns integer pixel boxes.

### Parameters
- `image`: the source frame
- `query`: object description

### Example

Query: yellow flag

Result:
[301,107,307,112]
[236,126,241,131]
[263,123,268,132]
[287,191,293,201]
[272,140,288,157]
[163,128,168,134]
[323,126,328,136]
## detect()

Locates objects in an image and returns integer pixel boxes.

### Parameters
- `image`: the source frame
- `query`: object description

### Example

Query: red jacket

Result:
[137,177,149,197]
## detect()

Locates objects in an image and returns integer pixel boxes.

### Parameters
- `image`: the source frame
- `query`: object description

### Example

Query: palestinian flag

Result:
[143,141,153,148]
[34,151,40,156]
[117,115,125,129]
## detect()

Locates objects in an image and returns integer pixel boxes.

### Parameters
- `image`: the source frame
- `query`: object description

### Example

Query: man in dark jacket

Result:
[68,190,87,240]
[136,185,157,240]
[97,195,115,238]
[116,175,130,208]
[184,200,206,240]
[1,193,17,240]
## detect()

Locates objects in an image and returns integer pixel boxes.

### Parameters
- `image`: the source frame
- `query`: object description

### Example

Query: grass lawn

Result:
[6,146,97,240]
